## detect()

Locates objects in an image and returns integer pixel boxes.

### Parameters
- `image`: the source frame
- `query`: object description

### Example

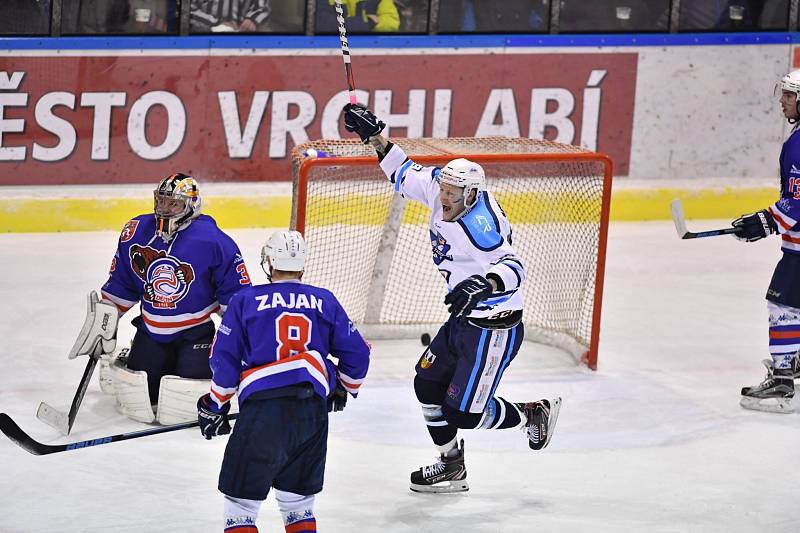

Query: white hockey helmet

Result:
[153,173,202,242]
[261,230,307,274]
[775,70,800,122]
[439,158,485,208]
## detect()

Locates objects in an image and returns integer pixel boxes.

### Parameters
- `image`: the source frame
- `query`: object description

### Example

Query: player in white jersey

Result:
[343,103,562,493]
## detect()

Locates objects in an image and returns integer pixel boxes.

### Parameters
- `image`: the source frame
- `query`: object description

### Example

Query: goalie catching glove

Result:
[732,209,778,242]
[67,290,118,359]
[445,275,494,321]
[197,393,231,440]
[343,103,385,144]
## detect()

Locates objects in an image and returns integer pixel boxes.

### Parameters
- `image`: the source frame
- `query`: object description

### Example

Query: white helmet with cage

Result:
[261,230,307,275]
[153,173,202,242]
[776,70,800,122]
[439,158,485,209]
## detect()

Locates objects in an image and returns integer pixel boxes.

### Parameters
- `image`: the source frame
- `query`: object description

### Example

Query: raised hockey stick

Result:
[334,0,358,104]
[671,199,739,239]
[36,354,98,435]
[0,412,238,456]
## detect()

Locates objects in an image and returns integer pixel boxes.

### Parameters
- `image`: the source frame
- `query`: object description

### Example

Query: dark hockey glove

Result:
[445,275,494,321]
[327,382,348,413]
[731,209,778,242]
[343,103,385,144]
[197,393,231,440]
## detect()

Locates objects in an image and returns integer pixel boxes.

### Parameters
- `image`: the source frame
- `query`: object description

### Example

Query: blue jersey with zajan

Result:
[100,214,251,341]
[208,280,371,409]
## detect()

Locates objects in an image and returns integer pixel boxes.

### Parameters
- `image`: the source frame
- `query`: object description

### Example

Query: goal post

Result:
[291,138,613,370]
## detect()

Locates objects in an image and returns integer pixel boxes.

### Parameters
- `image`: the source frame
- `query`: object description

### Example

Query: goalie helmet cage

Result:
[291,137,613,370]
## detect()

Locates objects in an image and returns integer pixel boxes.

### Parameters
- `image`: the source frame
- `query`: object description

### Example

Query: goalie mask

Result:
[775,70,800,123]
[153,173,202,242]
[261,230,307,280]
[439,158,485,211]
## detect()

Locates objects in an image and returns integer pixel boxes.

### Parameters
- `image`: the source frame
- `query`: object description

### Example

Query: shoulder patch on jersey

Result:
[120,220,139,243]
[457,194,504,251]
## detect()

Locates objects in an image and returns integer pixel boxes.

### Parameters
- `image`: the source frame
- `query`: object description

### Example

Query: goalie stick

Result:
[0,412,238,456]
[671,199,739,239]
[36,354,98,435]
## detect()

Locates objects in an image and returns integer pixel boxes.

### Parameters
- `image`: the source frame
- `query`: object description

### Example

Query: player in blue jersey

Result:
[343,103,562,493]
[733,70,800,413]
[197,230,370,533]
[69,173,251,425]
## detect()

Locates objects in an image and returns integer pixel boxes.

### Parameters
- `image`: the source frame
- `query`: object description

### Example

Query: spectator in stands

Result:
[61,0,130,33]
[0,0,49,34]
[190,0,271,33]
[558,0,669,32]
[316,0,400,33]
[438,0,548,32]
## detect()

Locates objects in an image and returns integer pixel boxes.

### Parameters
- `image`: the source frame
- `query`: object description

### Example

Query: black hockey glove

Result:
[343,103,385,144]
[327,382,348,413]
[445,275,494,321]
[197,393,231,440]
[731,209,778,242]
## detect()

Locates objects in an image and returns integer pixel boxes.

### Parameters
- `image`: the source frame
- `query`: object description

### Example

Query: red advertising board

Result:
[0,51,636,184]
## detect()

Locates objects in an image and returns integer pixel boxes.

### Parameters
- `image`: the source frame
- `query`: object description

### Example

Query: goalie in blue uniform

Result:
[68,173,251,426]
[343,103,562,493]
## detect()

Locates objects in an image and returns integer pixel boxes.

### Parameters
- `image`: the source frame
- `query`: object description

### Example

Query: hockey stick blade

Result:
[36,402,68,435]
[36,355,98,435]
[670,199,739,239]
[0,412,238,456]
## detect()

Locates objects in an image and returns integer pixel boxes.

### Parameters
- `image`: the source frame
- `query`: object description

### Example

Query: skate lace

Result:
[422,460,446,478]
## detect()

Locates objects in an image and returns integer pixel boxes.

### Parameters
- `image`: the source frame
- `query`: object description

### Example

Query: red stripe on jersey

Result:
[769,206,793,231]
[225,526,258,532]
[769,330,800,339]
[211,389,234,403]
[241,352,327,381]
[141,306,219,328]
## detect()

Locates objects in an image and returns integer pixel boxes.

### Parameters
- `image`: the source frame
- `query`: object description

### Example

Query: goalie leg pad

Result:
[156,375,214,425]
[110,358,155,423]
[68,291,119,360]
[97,348,128,395]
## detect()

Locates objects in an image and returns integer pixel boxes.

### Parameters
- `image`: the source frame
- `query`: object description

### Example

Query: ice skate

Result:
[410,439,468,493]
[516,397,561,450]
[740,360,794,414]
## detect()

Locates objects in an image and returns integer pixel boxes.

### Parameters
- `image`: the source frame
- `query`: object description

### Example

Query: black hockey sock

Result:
[478,397,523,429]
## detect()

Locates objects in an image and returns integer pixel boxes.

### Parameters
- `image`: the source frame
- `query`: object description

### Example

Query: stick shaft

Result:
[334,0,357,104]
[1,412,238,456]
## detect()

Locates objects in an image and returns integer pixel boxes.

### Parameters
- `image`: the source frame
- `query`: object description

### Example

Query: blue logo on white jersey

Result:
[430,230,453,265]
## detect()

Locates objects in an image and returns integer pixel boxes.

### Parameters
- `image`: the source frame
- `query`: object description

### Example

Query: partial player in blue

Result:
[197,230,370,533]
[734,70,800,413]
[343,103,561,493]
[69,173,251,426]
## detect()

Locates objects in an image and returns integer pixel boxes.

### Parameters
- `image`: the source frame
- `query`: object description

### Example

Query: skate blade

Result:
[410,480,469,494]
[739,396,794,414]
[530,396,562,450]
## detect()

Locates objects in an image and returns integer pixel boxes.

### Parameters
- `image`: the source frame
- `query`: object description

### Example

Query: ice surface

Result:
[0,221,797,532]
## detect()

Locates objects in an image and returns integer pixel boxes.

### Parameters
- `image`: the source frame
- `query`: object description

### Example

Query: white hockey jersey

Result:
[379,143,526,319]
